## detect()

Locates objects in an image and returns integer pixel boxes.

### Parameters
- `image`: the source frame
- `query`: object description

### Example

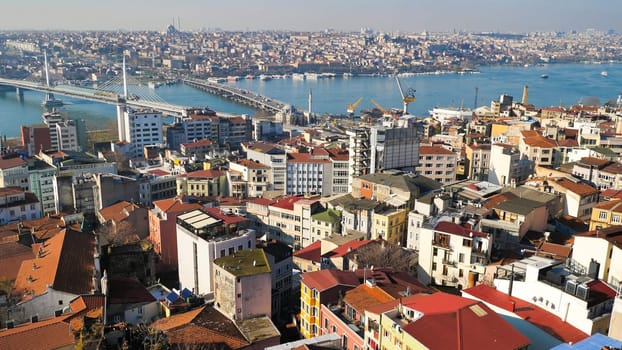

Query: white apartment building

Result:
[572,226,622,288]
[286,150,332,197]
[243,142,287,192]
[0,157,30,190]
[488,143,532,186]
[117,108,163,158]
[55,120,80,152]
[416,145,457,184]
[42,112,64,151]
[229,159,271,198]
[494,256,617,335]
[415,221,492,289]
[0,187,42,224]
[176,209,256,296]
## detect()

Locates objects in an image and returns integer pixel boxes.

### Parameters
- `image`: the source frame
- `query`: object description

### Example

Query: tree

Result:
[354,241,418,274]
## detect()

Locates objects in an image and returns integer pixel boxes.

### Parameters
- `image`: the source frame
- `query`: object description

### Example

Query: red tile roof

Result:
[204,207,248,226]
[401,292,531,350]
[147,169,170,177]
[293,240,321,263]
[270,195,304,211]
[325,239,374,258]
[0,156,27,170]
[552,178,598,196]
[0,241,33,280]
[287,152,330,163]
[108,277,156,305]
[522,134,558,148]
[419,146,454,155]
[0,315,74,350]
[247,197,275,206]
[463,284,588,344]
[435,221,488,238]
[181,139,213,148]
[301,269,359,292]
[575,225,622,249]
[98,200,141,223]
[12,229,95,303]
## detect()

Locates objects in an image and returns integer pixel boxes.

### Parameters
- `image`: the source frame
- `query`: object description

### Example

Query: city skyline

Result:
[1,0,621,33]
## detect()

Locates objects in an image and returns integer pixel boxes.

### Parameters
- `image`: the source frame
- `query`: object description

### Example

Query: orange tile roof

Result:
[343,284,395,313]
[293,240,321,263]
[98,200,140,223]
[0,214,67,241]
[0,315,74,350]
[287,152,331,163]
[0,156,27,170]
[234,159,270,169]
[523,134,558,148]
[151,306,249,349]
[325,239,374,258]
[0,241,33,280]
[180,169,226,179]
[593,199,622,213]
[463,284,588,344]
[153,197,204,214]
[552,178,598,196]
[12,229,94,303]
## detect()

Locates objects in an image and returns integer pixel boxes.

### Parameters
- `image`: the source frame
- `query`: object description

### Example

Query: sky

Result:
[1,0,621,33]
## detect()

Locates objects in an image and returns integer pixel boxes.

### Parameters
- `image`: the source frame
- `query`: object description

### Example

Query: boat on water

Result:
[292,73,305,80]
[541,74,549,79]
[41,94,63,108]
[601,71,608,77]
[245,74,255,80]
[259,74,272,81]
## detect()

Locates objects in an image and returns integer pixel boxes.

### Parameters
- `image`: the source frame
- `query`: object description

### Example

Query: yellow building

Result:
[589,199,622,231]
[176,169,227,197]
[371,207,409,245]
[299,270,358,338]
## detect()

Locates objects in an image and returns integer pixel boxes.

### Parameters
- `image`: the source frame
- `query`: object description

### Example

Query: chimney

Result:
[521,85,529,105]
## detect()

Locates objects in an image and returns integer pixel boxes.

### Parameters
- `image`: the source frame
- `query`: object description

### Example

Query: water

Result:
[1,63,621,138]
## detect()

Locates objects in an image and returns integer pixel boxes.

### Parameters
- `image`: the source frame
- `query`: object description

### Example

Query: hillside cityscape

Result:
[1,23,622,350]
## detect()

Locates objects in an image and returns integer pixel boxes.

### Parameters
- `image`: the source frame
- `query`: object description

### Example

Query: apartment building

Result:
[299,269,359,338]
[213,249,272,321]
[243,141,287,192]
[0,187,42,225]
[488,143,532,186]
[117,108,163,158]
[519,130,558,167]
[465,143,491,181]
[415,221,492,289]
[286,150,332,197]
[176,209,256,295]
[176,169,227,197]
[228,159,271,198]
[416,145,457,184]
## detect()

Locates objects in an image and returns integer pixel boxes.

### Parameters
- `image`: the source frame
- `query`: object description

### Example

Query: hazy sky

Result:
[1,0,620,33]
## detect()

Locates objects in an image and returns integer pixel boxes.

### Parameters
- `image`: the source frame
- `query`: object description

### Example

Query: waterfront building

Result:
[176,209,255,295]
[117,108,163,159]
[42,112,64,151]
[55,120,80,152]
[27,159,57,215]
[519,130,558,168]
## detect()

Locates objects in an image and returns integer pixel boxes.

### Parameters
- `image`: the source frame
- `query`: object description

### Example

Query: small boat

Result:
[259,74,272,81]
[541,74,549,79]
[601,71,608,77]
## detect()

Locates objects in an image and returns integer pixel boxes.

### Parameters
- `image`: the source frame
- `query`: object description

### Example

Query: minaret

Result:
[522,85,529,105]
[308,89,313,124]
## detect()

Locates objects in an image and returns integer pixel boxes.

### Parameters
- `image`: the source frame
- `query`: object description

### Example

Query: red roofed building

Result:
[149,196,203,270]
[293,240,322,273]
[463,284,588,346]
[286,151,332,197]
[0,155,29,190]
[0,314,75,350]
[519,130,558,167]
[268,195,322,249]
[180,138,215,159]
[11,229,96,323]
[97,200,149,241]
[376,292,530,350]
[300,269,359,338]
[228,159,271,198]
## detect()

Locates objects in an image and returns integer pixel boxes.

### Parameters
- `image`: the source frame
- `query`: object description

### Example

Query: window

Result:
[463,238,472,247]
[459,253,464,263]
[598,211,608,220]
[432,262,437,271]
[613,215,621,223]
[220,249,226,257]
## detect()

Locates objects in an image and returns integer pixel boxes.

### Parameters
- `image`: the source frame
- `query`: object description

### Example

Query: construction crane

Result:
[395,76,416,114]
[370,99,391,117]
[347,97,363,114]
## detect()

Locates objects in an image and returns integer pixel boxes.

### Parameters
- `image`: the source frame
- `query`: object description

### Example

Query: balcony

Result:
[442,259,456,267]
[432,240,452,250]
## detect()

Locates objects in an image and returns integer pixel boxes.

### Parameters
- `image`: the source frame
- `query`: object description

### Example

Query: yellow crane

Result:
[370,99,391,117]
[396,76,416,114]
[347,97,364,114]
